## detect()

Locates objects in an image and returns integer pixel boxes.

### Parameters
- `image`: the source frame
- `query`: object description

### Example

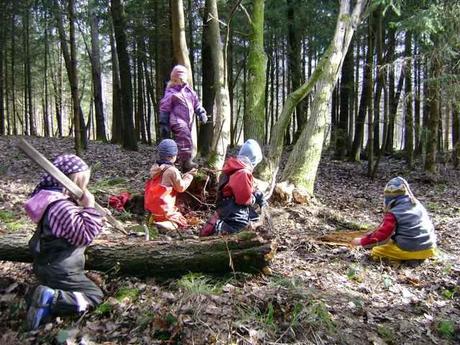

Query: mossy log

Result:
[0,231,275,277]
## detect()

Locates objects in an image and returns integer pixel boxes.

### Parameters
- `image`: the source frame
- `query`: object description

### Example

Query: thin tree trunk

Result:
[263,0,369,192]
[11,10,17,135]
[366,15,375,176]
[425,55,441,174]
[89,2,107,142]
[335,41,354,159]
[43,8,50,137]
[109,20,122,144]
[453,103,459,168]
[404,31,414,167]
[111,0,137,150]
[206,0,231,170]
[197,2,214,156]
[373,7,383,154]
[170,0,192,83]
[244,0,266,143]
[0,0,5,136]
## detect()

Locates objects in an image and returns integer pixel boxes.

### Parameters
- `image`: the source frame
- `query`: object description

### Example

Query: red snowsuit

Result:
[144,163,193,227]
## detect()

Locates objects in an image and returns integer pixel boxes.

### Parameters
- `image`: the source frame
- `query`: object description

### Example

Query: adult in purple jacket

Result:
[159,65,207,171]
[24,154,104,330]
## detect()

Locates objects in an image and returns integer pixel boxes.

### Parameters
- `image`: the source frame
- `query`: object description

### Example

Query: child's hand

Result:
[186,168,198,176]
[79,189,95,208]
[351,237,362,246]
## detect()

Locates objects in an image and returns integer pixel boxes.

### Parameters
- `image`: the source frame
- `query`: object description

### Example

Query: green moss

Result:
[437,319,455,338]
[0,210,25,232]
[94,302,112,315]
[377,325,395,344]
[115,287,140,302]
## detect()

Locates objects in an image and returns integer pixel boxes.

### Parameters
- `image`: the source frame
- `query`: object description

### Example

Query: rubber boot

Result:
[181,158,198,172]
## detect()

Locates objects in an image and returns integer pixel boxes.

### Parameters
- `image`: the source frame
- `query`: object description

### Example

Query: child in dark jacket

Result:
[24,154,104,330]
[200,139,266,236]
[144,139,196,231]
[159,65,207,171]
[351,176,437,261]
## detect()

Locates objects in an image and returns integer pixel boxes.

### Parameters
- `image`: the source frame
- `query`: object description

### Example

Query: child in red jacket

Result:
[144,139,196,230]
[200,139,266,236]
[351,177,437,261]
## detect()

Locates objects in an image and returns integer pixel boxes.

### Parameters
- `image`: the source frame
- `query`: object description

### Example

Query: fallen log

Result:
[0,231,275,277]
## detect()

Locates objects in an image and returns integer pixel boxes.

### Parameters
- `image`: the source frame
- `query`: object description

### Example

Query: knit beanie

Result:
[238,139,263,167]
[32,154,89,196]
[170,65,188,82]
[158,139,178,159]
[383,176,416,209]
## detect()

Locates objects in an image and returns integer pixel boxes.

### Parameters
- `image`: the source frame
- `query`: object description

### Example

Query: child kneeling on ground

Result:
[144,139,196,231]
[200,139,266,236]
[351,176,437,261]
[24,154,104,330]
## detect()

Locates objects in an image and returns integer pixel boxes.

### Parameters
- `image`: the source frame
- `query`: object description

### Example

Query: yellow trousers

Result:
[371,241,436,261]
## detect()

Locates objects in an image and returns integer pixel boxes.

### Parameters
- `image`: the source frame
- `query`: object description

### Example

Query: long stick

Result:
[17,139,128,235]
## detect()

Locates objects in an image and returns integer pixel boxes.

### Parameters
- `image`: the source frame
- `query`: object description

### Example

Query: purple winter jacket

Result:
[159,84,203,128]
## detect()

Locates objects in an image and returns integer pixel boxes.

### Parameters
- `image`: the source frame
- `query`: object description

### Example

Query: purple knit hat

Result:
[157,139,178,159]
[31,154,89,196]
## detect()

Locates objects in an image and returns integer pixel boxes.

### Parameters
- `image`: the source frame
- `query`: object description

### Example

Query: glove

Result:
[253,191,267,207]
[159,111,170,139]
[195,107,208,124]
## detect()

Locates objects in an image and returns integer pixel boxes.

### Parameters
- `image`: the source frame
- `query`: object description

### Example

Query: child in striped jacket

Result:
[24,154,104,330]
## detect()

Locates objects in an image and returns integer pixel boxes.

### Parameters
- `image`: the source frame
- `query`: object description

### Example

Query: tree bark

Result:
[111,0,137,151]
[335,41,354,159]
[109,20,123,144]
[453,103,459,168]
[197,2,214,156]
[0,0,4,136]
[278,0,369,194]
[404,31,414,167]
[425,55,441,174]
[170,0,192,84]
[244,0,266,143]
[206,0,231,170]
[0,232,274,277]
[260,0,369,185]
[89,2,107,142]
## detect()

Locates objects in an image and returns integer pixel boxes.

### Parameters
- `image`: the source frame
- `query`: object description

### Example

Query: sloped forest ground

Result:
[0,136,459,345]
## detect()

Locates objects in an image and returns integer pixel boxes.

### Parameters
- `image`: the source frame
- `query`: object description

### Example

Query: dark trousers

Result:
[34,264,103,316]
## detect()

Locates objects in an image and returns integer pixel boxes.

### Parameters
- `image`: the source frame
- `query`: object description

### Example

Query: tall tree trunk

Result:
[136,35,147,144]
[0,0,4,136]
[287,0,304,142]
[244,0,266,143]
[109,20,122,144]
[11,10,17,135]
[404,31,414,167]
[43,8,50,137]
[366,15,374,176]
[350,28,373,162]
[89,2,107,142]
[453,103,459,168]
[373,7,383,154]
[263,0,368,194]
[414,43,421,154]
[197,2,214,156]
[335,41,354,159]
[206,0,231,170]
[111,0,137,150]
[55,0,85,154]
[425,55,441,174]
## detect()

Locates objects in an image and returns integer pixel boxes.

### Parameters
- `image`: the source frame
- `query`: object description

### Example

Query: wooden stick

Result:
[17,139,128,235]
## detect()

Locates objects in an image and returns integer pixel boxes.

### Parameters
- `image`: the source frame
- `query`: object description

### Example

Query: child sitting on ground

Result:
[351,176,437,261]
[200,139,266,236]
[24,154,104,330]
[144,139,196,231]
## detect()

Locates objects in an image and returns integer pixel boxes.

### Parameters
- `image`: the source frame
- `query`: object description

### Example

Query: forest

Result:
[0,0,459,344]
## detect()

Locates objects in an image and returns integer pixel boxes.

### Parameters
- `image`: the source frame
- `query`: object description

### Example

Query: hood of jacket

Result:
[150,163,174,179]
[222,156,253,176]
[24,190,68,224]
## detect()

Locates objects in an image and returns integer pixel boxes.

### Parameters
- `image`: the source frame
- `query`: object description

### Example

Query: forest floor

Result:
[0,136,459,345]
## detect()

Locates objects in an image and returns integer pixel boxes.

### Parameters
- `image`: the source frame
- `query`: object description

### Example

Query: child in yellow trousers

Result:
[351,177,437,261]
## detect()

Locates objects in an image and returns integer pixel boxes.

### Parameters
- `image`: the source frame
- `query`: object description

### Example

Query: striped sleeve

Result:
[47,199,103,246]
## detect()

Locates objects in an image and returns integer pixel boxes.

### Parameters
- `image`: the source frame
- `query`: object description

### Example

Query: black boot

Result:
[181,158,198,172]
